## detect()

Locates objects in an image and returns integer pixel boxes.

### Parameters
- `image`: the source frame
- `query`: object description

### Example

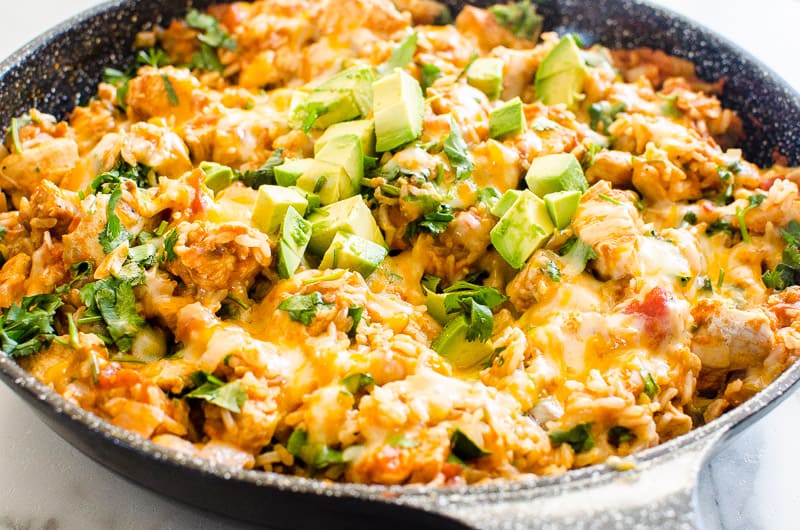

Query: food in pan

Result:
[1,0,798,485]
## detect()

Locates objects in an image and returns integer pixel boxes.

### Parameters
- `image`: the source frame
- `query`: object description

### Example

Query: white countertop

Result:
[0,1,799,528]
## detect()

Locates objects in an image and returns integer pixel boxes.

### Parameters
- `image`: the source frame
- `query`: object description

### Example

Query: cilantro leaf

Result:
[465,298,493,342]
[80,278,146,353]
[186,371,247,413]
[558,236,597,273]
[548,423,594,453]
[186,9,236,51]
[443,117,473,181]
[238,148,285,189]
[99,187,132,254]
[91,159,153,192]
[377,32,417,76]
[278,292,332,325]
[161,229,179,263]
[419,63,443,93]
[588,101,625,132]
[161,74,179,106]
[405,203,455,239]
[541,259,562,282]
[190,44,225,72]
[762,220,800,290]
[0,294,63,357]
[137,48,171,68]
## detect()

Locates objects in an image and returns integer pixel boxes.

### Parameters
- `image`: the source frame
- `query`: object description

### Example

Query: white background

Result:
[0,1,798,528]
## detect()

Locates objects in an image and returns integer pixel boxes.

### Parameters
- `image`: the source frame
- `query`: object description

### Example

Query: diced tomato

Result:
[624,286,672,344]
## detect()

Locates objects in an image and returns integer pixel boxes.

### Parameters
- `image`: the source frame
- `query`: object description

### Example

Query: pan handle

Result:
[406,429,728,530]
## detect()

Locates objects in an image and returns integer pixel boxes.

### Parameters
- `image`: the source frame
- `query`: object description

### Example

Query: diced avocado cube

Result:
[275,159,317,187]
[490,189,554,269]
[200,161,236,194]
[535,35,587,109]
[295,65,375,130]
[432,315,494,369]
[277,206,312,279]
[467,58,504,100]
[373,69,424,152]
[314,134,364,200]
[490,189,523,218]
[252,185,309,234]
[489,97,526,140]
[424,288,453,326]
[294,159,350,206]
[319,232,388,277]
[525,153,587,197]
[307,195,386,255]
[315,120,375,156]
[544,189,582,229]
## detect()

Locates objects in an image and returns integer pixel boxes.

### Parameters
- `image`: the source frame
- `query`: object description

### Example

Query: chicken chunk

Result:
[691,298,775,371]
[166,221,272,296]
[572,182,644,281]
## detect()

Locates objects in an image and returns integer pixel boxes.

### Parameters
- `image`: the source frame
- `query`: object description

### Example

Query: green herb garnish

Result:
[548,423,594,453]
[278,292,332,326]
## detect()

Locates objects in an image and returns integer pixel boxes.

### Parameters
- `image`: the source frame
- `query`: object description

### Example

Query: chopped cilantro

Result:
[185,9,236,50]
[541,259,562,282]
[441,281,506,343]
[549,423,594,453]
[641,370,660,399]
[377,32,417,76]
[136,48,171,68]
[0,294,63,357]
[588,101,626,132]
[278,292,332,325]
[405,203,455,239]
[736,193,766,244]
[79,277,146,353]
[762,220,800,290]
[98,186,132,254]
[419,63,443,93]
[682,211,698,225]
[238,148,285,189]
[186,371,247,413]
[558,236,598,273]
[443,117,473,181]
[705,218,733,237]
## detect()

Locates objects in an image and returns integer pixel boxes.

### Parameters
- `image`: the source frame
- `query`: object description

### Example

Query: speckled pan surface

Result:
[0,1,799,529]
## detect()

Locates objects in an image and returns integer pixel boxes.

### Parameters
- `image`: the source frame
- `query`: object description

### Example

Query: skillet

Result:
[0,0,799,528]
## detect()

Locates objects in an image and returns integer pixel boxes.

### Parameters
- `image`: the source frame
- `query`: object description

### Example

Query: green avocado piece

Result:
[525,153,587,197]
[489,97,526,140]
[307,195,386,255]
[319,232,388,277]
[251,185,309,234]
[424,287,452,326]
[277,206,312,279]
[372,69,424,152]
[490,189,523,218]
[432,315,494,369]
[275,159,317,187]
[293,65,375,130]
[294,159,351,206]
[314,134,364,200]
[490,189,554,269]
[534,35,587,109]
[199,161,236,194]
[544,189,582,229]
[315,119,375,156]
[467,58,504,100]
